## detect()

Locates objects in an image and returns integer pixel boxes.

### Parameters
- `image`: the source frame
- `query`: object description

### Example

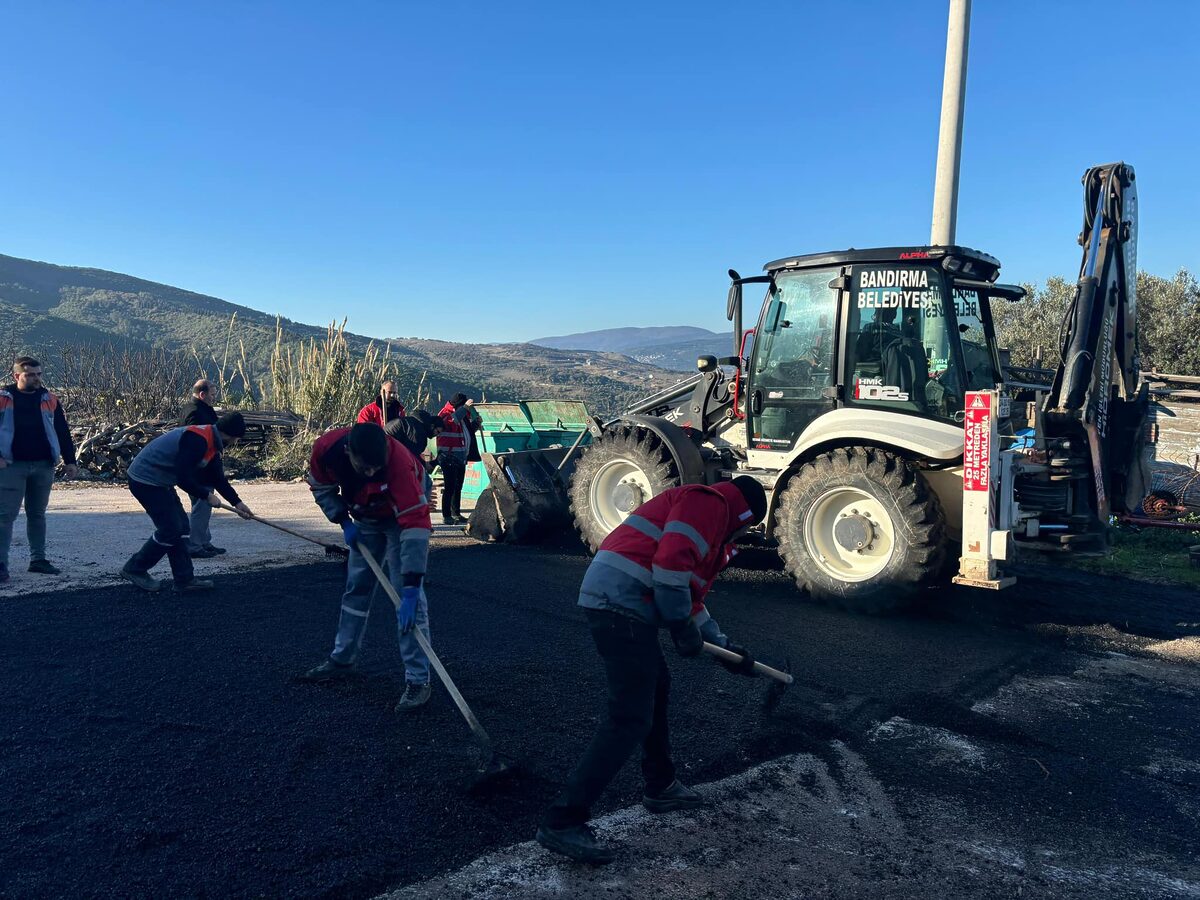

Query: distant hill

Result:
[0,253,667,415]
[624,334,738,371]
[531,324,730,372]
[532,325,722,354]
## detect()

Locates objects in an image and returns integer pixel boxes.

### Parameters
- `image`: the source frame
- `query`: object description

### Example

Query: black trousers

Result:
[544,608,675,829]
[439,455,465,519]
[126,480,194,586]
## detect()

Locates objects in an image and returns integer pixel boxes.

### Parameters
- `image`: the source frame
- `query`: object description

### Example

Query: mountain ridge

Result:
[0,252,666,415]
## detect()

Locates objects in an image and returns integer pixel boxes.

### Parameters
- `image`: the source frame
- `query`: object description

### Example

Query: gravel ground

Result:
[2,486,1200,897]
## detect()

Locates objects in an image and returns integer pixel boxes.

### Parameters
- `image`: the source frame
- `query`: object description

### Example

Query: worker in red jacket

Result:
[300,422,434,712]
[356,381,405,428]
[436,393,475,525]
[537,476,768,864]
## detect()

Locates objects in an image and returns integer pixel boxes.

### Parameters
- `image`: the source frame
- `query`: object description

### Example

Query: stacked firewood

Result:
[67,410,305,479]
[71,420,171,478]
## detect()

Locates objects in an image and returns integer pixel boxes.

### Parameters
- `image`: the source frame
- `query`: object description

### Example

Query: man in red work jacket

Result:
[537,476,768,864]
[356,381,405,428]
[435,393,475,525]
[300,422,435,712]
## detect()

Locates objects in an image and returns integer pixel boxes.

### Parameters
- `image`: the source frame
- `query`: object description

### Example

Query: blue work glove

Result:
[341,521,359,548]
[397,586,420,634]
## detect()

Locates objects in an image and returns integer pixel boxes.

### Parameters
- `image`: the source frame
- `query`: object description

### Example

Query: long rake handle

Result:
[212,501,341,550]
[356,544,495,756]
[217,500,497,755]
[703,641,794,684]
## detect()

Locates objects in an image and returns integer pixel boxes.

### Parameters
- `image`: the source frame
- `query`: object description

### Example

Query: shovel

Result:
[703,642,793,716]
[213,502,517,791]
[354,543,518,792]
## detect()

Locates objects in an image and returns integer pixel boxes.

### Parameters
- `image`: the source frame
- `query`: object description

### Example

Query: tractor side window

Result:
[845,265,962,421]
[754,271,836,398]
[953,288,1001,390]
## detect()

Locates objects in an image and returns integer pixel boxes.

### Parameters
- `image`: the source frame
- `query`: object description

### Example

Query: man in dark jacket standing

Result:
[385,411,443,503]
[0,356,78,583]
[179,379,225,558]
[536,476,767,864]
[120,413,252,593]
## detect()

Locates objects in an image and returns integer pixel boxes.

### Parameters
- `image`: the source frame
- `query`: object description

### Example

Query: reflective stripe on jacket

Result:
[435,402,469,456]
[0,388,63,464]
[577,482,754,627]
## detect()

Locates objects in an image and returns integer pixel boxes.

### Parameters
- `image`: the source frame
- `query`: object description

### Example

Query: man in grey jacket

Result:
[0,356,78,583]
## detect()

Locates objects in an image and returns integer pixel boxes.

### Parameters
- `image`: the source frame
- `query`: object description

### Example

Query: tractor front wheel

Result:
[569,426,681,552]
[775,446,947,614]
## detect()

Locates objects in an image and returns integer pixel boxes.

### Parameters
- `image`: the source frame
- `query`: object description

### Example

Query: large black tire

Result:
[775,446,947,614]
[569,426,682,552]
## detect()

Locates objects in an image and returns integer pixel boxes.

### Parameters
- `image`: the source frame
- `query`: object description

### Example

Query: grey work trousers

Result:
[328,520,431,685]
[0,460,56,567]
[187,496,213,552]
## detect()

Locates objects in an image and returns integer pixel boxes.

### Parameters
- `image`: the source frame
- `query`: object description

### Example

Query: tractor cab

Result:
[736,247,1022,456]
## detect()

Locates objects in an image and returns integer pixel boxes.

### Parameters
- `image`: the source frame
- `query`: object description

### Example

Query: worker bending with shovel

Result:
[537,476,767,864]
[300,422,434,713]
[121,413,252,593]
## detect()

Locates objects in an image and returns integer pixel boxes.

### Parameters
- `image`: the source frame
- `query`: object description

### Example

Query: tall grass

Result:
[52,315,431,480]
[258,319,427,478]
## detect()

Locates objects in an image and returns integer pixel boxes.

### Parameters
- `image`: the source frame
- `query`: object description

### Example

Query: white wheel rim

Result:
[590,459,654,533]
[802,486,895,583]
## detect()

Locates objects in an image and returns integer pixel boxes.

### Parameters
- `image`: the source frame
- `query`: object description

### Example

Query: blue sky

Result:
[2,0,1196,344]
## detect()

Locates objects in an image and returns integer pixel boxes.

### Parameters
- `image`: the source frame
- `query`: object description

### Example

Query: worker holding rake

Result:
[300,422,435,712]
[537,475,768,865]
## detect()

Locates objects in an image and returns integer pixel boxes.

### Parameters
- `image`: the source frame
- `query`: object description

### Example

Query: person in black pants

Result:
[537,477,768,864]
[121,413,252,593]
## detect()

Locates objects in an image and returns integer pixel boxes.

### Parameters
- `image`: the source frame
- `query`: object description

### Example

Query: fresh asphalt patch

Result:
[3,539,1199,898]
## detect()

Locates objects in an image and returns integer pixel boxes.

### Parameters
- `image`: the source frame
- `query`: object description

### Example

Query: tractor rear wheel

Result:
[775,446,947,614]
[569,426,682,552]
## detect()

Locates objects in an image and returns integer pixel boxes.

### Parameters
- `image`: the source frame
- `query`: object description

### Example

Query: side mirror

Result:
[726,269,742,322]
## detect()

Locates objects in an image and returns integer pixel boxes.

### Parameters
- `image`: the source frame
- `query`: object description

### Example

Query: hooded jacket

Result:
[307,427,430,535]
[384,414,434,463]
[577,482,754,637]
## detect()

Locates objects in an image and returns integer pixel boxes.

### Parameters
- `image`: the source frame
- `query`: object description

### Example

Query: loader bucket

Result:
[466,448,580,543]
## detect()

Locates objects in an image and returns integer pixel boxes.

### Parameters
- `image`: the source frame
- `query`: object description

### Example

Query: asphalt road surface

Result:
[3,534,1199,898]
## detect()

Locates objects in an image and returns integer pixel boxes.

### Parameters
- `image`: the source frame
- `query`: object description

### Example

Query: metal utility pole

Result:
[930,0,972,246]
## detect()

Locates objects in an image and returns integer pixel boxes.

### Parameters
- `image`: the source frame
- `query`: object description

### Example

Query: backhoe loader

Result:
[470,163,1149,613]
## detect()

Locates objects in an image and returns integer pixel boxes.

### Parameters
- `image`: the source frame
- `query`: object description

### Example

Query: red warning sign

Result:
[963,391,991,492]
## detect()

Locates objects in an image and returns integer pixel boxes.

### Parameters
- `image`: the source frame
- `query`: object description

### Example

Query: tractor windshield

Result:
[844,263,998,424]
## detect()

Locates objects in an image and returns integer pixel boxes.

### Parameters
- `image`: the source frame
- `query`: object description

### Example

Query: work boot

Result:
[28,559,61,575]
[442,516,455,526]
[299,659,356,682]
[120,564,164,593]
[174,578,214,593]
[535,824,616,865]
[204,544,227,555]
[453,514,468,525]
[394,683,431,712]
[189,546,220,559]
[643,779,706,814]
[0,565,9,584]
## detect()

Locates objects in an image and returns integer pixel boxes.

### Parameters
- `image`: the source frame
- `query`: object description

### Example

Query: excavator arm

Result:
[1042,162,1147,523]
